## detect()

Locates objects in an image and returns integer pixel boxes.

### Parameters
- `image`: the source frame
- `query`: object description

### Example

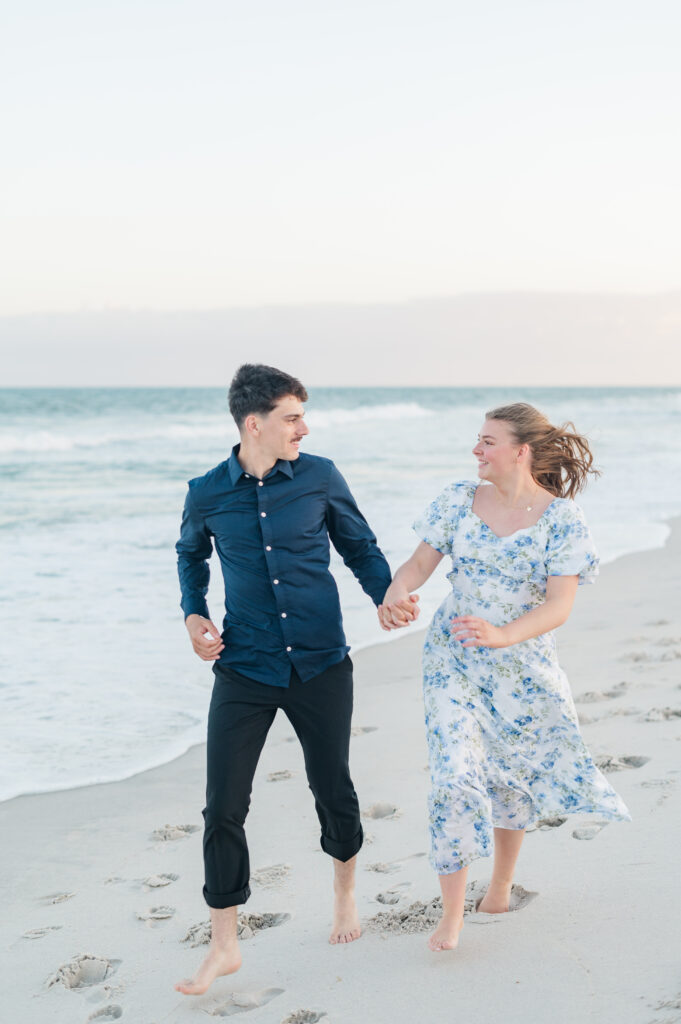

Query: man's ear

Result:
[243,414,260,438]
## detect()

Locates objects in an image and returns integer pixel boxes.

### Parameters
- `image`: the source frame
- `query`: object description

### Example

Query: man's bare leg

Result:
[329,855,361,944]
[429,865,468,951]
[175,906,242,995]
[477,827,525,913]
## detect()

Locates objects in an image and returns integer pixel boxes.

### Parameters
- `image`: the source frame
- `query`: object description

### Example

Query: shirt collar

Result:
[227,444,295,484]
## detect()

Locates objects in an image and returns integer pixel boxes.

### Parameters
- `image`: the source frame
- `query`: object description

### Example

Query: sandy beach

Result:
[2,522,680,1024]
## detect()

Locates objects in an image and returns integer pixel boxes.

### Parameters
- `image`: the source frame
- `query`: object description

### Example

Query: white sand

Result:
[2,522,680,1023]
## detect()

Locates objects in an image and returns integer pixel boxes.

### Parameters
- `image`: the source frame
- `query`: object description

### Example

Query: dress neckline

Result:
[468,483,560,539]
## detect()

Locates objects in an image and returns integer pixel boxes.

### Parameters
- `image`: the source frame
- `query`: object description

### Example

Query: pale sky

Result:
[2,0,680,316]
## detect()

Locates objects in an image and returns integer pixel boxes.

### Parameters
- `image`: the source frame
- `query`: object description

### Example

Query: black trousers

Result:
[203,655,363,909]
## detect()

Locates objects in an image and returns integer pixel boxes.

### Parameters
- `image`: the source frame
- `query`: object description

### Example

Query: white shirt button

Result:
[258,481,264,487]
[281,612,287,618]
[273,579,279,584]
[286,646,292,652]
[266,545,272,551]
[244,474,250,478]
[261,512,266,518]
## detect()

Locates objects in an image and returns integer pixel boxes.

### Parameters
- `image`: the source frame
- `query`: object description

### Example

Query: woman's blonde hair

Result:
[485,402,600,499]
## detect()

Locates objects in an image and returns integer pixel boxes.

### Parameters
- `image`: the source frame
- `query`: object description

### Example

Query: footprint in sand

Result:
[150,824,199,841]
[526,816,567,833]
[366,882,537,934]
[251,864,291,888]
[621,647,681,664]
[204,988,284,1016]
[136,905,175,924]
[467,880,538,918]
[41,891,76,905]
[182,913,291,947]
[575,681,629,704]
[351,726,378,736]
[22,925,62,939]
[282,1012,327,1023]
[365,853,426,874]
[87,1007,123,1022]
[267,770,294,782]
[641,707,681,721]
[376,882,411,905]
[579,706,641,724]
[48,954,120,989]
[595,755,650,772]
[362,802,401,820]
[641,778,676,807]
[142,872,179,889]
[572,824,606,840]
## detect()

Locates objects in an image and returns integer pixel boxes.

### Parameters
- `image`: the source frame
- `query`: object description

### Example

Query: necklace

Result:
[497,486,540,512]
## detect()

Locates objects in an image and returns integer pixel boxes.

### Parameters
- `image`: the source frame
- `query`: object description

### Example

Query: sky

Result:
[2,0,680,320]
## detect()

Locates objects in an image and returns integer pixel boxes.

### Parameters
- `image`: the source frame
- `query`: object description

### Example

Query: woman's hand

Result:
[451,615,508,649]
[378,588,420,631]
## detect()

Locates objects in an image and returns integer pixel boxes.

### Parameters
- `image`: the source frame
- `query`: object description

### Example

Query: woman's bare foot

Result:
[175,942,242,995]
[428,914,463,952]
[477,881,512,914]
[329,889,361,944]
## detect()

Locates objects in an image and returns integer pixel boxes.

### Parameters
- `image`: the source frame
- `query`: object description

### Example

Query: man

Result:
[174,364,417,995]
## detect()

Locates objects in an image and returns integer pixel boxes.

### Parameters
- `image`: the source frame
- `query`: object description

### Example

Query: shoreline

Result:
[3,514,679,807]
[2,519,680,1022]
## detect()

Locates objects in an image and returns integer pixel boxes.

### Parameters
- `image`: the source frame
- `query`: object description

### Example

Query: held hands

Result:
[185,614,225,661]
[377,592,421,631]
[451,615,508,649]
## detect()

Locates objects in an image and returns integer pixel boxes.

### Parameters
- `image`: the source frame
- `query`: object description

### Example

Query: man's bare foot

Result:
[477,881,512,914]
[428,914,463,952]
[174,944,242,995]
[329,890,361,944]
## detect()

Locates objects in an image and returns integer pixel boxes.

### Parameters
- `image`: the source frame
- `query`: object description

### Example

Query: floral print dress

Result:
[414,481,630,875]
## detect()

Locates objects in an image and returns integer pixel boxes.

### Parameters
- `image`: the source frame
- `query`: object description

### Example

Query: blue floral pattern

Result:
[414,481,630,875]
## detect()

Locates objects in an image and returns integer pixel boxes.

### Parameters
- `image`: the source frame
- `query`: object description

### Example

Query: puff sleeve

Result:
[545,501,599,585]
[412,481,474,555]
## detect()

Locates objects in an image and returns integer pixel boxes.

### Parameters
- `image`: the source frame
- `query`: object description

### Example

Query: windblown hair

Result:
[486,402,600,499]
[228,363,308,428]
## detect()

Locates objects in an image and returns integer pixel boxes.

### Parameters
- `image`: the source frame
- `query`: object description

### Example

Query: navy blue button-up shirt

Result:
[176,446,392,686]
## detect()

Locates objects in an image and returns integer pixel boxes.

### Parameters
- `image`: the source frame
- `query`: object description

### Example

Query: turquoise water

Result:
[1,386,680,800]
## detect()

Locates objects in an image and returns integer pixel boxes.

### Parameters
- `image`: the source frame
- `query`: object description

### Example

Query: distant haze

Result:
[2,292,680,386]
[2,2,680,320]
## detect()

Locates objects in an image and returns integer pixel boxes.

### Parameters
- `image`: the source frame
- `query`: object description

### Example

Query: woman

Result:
[379,403,630,952]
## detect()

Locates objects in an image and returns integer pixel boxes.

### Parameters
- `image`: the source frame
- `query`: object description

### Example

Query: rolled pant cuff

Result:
[320,825,363,862]
[203,883,251,909]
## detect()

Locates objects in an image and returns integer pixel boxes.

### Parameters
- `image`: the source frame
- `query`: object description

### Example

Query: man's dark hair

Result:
[228,363,308,429]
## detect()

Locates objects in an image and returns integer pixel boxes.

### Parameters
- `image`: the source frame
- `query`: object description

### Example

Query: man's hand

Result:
[377,593,420,631]
[185,614,225,661]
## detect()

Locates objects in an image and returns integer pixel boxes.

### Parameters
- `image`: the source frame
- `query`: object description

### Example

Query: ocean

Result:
[2,386,680,802]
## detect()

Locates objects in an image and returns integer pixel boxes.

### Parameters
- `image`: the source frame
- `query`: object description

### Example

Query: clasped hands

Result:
[378,591,508,648]
[377,592,421,631]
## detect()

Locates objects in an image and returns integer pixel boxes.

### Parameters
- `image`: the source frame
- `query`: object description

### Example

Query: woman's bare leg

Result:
[428,866,468,951]
[478,827,525,913]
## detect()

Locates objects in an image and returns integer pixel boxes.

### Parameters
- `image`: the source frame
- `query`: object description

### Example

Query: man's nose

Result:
[300,419,310,435]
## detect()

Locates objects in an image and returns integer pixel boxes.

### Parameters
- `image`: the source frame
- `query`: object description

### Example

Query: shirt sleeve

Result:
[175,485,214,619]
[412,482,470,555]
[545,501,599,585]
[326,463,392,607]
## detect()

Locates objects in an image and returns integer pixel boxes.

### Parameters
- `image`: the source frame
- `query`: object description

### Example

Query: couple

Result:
[174,363,629,994]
